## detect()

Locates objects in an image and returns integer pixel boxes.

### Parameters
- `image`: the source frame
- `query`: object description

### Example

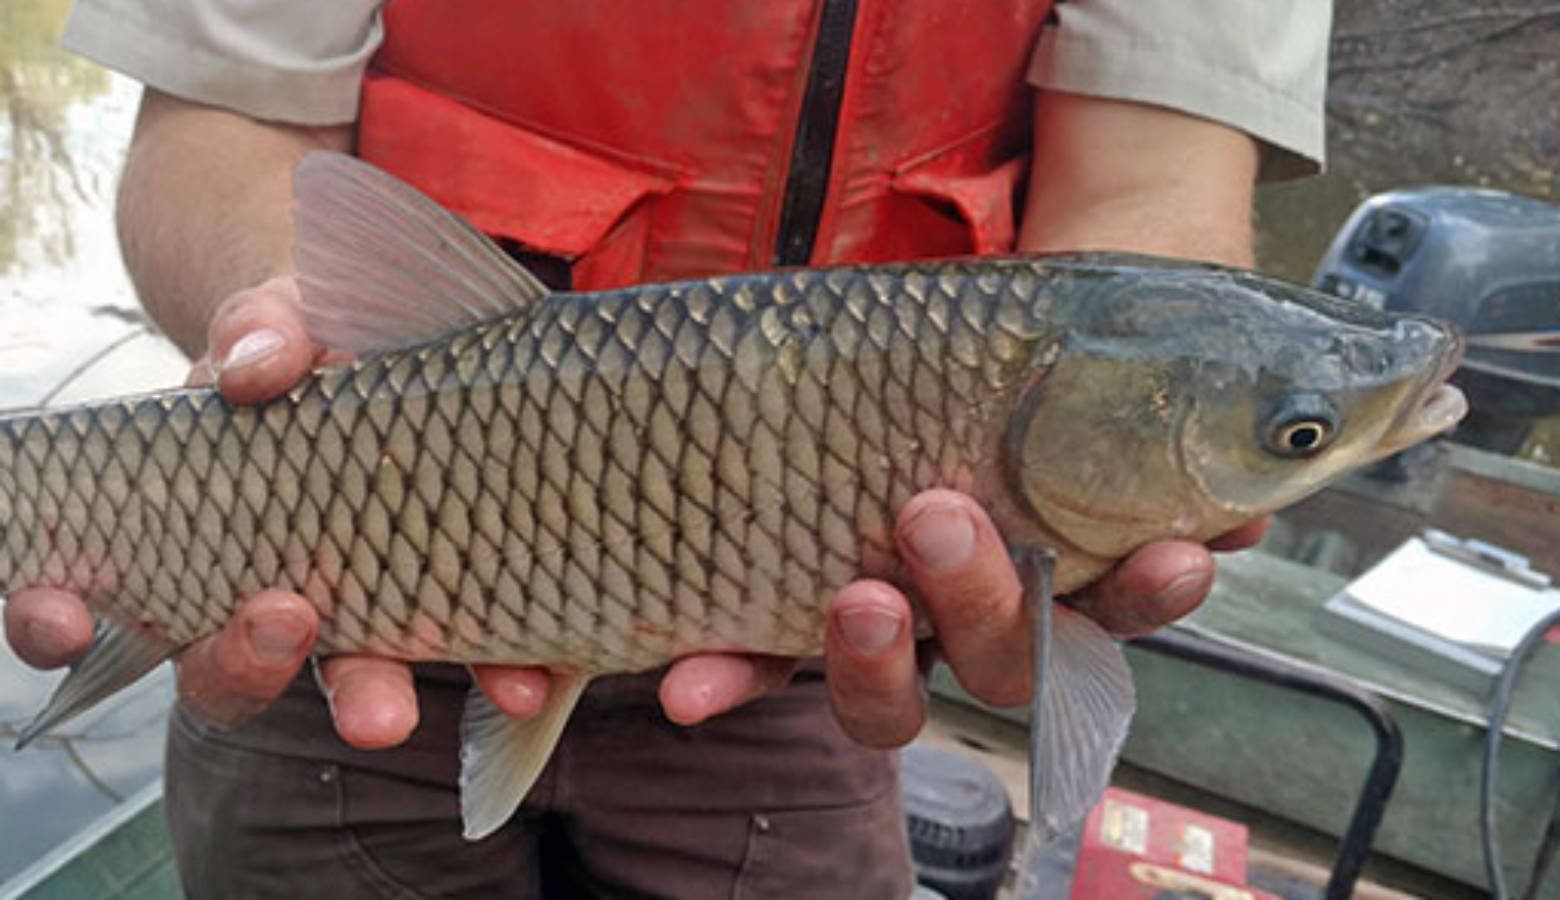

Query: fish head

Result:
[1005,260,1467,559]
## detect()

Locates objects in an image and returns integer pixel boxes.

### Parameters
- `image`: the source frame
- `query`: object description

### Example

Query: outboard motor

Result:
[1314,187,1560,454]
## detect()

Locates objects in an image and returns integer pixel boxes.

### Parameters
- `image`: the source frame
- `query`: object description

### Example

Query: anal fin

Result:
[16,619,179,749]
[459,670,590,841]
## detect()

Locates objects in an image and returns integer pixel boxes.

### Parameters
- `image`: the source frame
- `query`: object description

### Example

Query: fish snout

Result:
[1407,313,1467,432]
[1394,315,1464,373]
[1376,320,1469,455]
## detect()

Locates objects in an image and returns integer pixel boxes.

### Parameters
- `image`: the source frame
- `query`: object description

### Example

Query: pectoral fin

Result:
[16,619,178,749]
[1012,546,1136,845]
[458,671,590,841]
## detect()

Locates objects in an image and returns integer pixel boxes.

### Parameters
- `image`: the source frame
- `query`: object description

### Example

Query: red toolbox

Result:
[1069,787,1279,900]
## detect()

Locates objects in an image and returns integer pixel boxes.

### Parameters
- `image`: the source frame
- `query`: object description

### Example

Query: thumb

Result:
[175,590,317,728]
[206,276,321,404]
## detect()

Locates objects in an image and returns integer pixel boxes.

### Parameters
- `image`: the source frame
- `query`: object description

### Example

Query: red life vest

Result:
[358,0,1055,291]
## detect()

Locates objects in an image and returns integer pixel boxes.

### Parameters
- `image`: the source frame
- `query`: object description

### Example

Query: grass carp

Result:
[2,153,1466,840]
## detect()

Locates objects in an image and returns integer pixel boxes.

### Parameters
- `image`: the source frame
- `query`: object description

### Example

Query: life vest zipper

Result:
[773,0,860,266]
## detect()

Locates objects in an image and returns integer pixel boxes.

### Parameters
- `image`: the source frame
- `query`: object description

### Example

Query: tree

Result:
[0,0,111,274]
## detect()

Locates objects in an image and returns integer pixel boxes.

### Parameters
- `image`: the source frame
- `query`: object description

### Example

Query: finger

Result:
[825,580,923,748]
[1207,516,1271,552]
[319,654,420,749]
[658,653,797,726]
[896,489,1029,707]
[206,277,320,404]
[175,590,317,727]
[1070,540,1215,637]
[3,587,96,669]
[470,665,552,720]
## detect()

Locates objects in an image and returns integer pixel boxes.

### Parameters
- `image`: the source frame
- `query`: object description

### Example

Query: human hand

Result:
[1,277,553,748]
[653,489,1266,746]
[822,489,1267,747]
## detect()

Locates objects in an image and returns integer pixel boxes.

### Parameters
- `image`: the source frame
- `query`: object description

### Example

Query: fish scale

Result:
[0,263,1049,673]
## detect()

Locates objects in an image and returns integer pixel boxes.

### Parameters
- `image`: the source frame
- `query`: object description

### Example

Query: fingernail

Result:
[248,613,310,663]
[26,621,76,661]
[493,679,541,719]
[904,506,976,573]
[337,693,416,748]
[687,682,718,723]
[218,328,284,372]
[838,606,904,655]
[1159,570,1211,613]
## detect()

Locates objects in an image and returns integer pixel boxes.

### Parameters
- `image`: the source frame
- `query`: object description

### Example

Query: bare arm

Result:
[1019,91,1258,265]
[118,89,351,356]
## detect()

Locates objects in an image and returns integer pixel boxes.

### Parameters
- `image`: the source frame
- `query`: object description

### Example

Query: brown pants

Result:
[164,666,913,899]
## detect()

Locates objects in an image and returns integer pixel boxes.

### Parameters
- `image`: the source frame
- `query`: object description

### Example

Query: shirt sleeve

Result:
[60,0,383,125]
[1028,0,1331,180]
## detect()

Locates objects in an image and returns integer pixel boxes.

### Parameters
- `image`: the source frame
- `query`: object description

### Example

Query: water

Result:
[0,0,186,883]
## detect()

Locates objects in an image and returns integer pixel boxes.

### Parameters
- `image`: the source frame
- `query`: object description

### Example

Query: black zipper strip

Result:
[773,0,860,266]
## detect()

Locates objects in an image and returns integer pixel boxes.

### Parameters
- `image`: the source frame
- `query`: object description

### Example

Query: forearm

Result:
[1018,91,1259,267]
[117,89,352,356]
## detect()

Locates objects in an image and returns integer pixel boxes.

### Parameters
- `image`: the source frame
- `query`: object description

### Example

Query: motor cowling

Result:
[1315,187,1560,453]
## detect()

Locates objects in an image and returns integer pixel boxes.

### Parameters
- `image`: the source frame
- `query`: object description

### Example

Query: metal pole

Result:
[1131,629,1404,900]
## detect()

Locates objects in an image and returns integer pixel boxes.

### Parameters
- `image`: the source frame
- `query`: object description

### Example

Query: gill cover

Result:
[1005,342,1202,559]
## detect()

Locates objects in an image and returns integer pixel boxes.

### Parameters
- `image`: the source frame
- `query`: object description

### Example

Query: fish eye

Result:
[1262,393,1338,458]
[1271,419,1332,456]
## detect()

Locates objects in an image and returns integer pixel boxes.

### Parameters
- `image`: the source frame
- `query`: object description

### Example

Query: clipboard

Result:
[1318,530,1560,696]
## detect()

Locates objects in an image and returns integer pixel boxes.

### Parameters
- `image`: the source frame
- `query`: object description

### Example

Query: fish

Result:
[0,153,1467,841]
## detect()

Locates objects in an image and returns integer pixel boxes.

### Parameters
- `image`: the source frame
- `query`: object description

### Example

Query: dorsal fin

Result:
[292,151,551,354]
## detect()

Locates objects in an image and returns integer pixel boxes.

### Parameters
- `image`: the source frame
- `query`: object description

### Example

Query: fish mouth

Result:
[1374,327,1469,455]
[1372,382,1467,457]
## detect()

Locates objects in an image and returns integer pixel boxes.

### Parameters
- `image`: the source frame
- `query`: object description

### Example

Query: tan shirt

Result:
[62,0,1328,177]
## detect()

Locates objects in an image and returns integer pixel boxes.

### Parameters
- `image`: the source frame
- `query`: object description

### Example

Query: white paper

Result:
[1345,537,1560,657]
